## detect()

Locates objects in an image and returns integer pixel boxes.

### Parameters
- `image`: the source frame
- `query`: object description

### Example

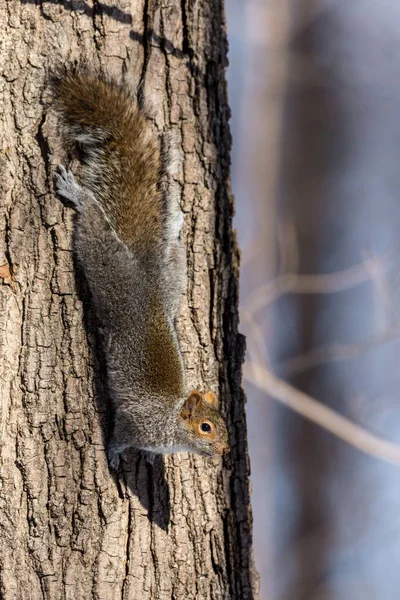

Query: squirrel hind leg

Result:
[162,241,186,323]
[164,184,183,247]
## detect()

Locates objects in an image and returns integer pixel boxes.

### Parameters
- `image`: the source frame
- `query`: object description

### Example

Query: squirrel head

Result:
[178,390,229,457]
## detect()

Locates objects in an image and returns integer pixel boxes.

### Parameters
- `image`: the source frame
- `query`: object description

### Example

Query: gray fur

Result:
[51,72,228,469]
[54,166,225,469]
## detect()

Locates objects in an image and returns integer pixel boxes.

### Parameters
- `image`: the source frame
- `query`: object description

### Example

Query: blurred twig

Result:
[242,245,400,465]
[242,307,272,369]
[279,329,400,376]
[364,248,398,329]
[245,361,400,467]
[243,257,380,316]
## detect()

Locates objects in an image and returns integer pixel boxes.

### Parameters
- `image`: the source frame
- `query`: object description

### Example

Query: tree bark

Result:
[0,1,258,598]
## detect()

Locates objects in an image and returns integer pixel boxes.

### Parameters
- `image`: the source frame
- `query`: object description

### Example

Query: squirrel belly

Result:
[51,69,229,468]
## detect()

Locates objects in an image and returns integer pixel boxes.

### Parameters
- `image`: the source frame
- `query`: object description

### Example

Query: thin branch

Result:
[279,329,400,377]
[243,257,381,316]
[244,361,400,467]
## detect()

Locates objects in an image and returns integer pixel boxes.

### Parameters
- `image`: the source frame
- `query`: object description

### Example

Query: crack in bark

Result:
[138,0,151,101]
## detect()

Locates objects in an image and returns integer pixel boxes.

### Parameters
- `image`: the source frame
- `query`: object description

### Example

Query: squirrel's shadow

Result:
[20,0,200,77]
[74,259,170,531]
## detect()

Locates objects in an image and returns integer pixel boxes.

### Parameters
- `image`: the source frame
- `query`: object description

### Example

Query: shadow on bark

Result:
[22,0,133,23]
[21,0,200,72]
[74,260,171,532]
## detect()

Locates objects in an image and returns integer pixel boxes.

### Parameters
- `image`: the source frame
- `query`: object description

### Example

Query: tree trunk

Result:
[0,1,258,599]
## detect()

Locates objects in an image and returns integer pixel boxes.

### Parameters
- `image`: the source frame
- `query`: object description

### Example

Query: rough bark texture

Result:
[0,0,258,599]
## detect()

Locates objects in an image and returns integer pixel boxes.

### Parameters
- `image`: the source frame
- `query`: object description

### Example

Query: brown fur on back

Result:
[144,296,185,399]
[51,69,164,256]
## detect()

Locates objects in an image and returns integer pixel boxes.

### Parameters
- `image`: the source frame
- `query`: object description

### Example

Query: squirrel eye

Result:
[200,422,212,433]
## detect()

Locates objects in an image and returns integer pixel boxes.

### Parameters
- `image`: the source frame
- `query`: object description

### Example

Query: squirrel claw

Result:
[107,444,122,471]
[144,451,157,466]
[54,164,83,210]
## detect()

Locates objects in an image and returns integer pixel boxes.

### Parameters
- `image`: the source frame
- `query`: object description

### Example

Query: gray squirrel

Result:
[51,68,229,468]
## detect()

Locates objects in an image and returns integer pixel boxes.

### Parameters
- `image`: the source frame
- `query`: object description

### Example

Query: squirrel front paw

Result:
[54,165,83,210]
[107,441,123,472]
[144,451,157,466]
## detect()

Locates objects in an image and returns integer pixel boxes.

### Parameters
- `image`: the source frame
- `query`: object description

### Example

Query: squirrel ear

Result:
[204,391,218,407]
[180,390,202,420]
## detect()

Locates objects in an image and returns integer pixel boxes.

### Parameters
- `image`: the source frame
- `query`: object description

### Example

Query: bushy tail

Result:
[50,67,164,253]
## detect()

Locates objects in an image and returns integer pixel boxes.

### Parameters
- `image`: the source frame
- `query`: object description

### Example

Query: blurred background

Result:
[225,1,400,598]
